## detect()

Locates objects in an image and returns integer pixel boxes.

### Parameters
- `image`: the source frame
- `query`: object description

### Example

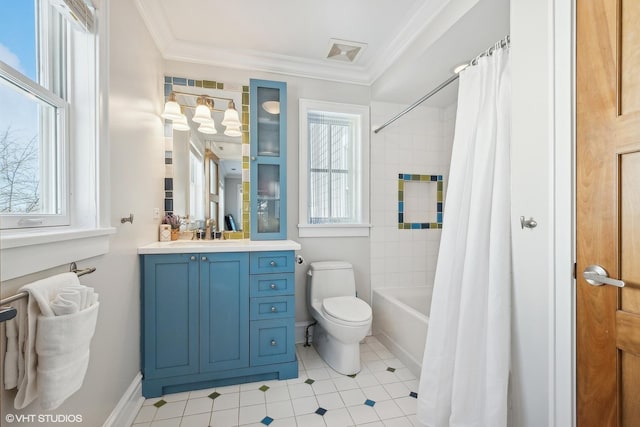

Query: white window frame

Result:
[0,1,113,281]
[298,99,370,237]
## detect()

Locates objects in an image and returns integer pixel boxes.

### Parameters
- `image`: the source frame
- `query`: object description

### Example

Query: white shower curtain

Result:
[416,46,511,427]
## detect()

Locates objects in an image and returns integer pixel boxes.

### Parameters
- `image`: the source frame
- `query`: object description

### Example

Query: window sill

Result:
[0,227,116,281]
[297,224,371,238]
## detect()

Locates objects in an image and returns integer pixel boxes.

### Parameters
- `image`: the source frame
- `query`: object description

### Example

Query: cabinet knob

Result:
[201,256,207,261]
[270,306,277,312]
[190,256,196,261]
[270,283,277,290]
[251,156,256,161]
[270,261,277,267]
[270,340,277,346]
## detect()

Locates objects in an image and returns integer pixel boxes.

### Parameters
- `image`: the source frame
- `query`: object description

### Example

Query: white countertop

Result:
[138,239,301,254]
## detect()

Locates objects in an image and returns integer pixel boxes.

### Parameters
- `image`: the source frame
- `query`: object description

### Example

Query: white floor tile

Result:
[238,403,266,425]
[291,396,319,415]
[332,376,360,391]
[266,400,295,419]
[154,401,186,420]
[373,400,404,420]
[339,389,366,407]
[364,360,389,372]
[373,370,400,385]
[356,422,384,427]
[288,382,314,398]
[179,412,210,427]
[134,406,157,423]
[361,385,392,402]
[311,379,338,395]
[132,423,151,427]
[383,416,415,426]
[382,382,410,399]
[213,392,240,411]
[270,417,297,427]
[347,404,380,425]
[188,387,216,399]
[303,357,329,370]
[394,397,417,415]
[361,351,382,362]
[150,418,181,427]
[323,407,354,427]
[183,397,213,416]
[163,392,190,402]
[210,407,239,426]
[295,413,326,427]
[374,349,396,360]
[306,367,332,380]
[356,373,380,388]
[240,389,266,406]
[403,380,419,392]
[395,368,416,382]
[316,392,345,410]
[265,386,291,403]
[216,384,240,393]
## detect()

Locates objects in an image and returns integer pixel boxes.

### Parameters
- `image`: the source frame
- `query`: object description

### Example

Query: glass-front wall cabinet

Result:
[250,79,287,240]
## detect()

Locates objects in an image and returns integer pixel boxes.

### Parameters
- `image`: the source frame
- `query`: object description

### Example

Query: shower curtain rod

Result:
[373,35,510,134]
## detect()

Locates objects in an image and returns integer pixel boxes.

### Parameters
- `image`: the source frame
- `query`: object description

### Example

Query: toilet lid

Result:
[322,296,372,323]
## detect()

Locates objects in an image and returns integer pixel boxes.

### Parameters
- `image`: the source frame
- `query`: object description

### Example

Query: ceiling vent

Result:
[326,39,367,63]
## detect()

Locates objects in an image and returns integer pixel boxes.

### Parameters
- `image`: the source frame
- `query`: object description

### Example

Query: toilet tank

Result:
[308,261,356,303]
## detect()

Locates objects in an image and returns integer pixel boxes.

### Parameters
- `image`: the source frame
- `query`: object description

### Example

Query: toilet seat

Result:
[322,296,371,325]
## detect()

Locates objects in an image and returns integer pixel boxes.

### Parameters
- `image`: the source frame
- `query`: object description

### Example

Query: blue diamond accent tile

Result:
[365,399,376,407]
[261,416,274,425]
[315,407,327,416]
[410,391,418,398]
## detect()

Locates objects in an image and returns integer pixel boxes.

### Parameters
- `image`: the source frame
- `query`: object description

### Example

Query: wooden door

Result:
[577,0,640,426]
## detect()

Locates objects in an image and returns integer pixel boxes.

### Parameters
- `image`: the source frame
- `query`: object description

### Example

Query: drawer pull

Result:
[270,283,277,289]
[201,256,207,261]
[270,261,277,267]
[270,306,277,312]
[270,340,277,346]
[190,256,196,261]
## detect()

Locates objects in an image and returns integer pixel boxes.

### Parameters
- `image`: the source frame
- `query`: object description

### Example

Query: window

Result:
[298,99,370,237]
[0,1,69,228]
[0,1,110,281]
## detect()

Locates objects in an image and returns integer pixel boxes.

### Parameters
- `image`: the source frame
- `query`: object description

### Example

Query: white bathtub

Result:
[372,286,432,376]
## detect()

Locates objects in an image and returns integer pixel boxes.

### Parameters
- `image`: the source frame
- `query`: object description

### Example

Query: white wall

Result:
[0,0,165,425]
[369,102,455,296]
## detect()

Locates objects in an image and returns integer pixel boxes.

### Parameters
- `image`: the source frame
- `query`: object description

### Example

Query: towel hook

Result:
[120,213,134,224]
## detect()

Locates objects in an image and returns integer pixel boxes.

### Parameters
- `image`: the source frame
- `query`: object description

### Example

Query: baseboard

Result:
[102,372,144,427]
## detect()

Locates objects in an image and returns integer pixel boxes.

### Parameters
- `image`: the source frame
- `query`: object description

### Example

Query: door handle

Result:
[583,265,625,288]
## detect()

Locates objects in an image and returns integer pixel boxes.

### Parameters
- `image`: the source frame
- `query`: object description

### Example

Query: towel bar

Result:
[0,262,96,308]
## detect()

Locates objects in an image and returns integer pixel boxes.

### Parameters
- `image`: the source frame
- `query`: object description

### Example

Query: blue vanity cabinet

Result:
[141,250,297,398]
[142,254,199,381]
[250,79,287,240]
[199,253,249,373]
[249,251,296,366]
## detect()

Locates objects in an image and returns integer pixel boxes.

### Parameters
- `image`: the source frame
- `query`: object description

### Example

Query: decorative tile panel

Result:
[397,173,443,229]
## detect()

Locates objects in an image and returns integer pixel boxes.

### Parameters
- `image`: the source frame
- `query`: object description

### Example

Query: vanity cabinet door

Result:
[142,254,199,380]
[199,252,250,372]
[250,79,287,240]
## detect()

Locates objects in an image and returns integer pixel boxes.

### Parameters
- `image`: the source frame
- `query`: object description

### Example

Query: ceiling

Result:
[136,0,509,106]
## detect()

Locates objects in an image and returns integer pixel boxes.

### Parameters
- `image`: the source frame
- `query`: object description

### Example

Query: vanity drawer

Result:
[250,296,294,320]
[250,319,295,366]
[250,273,294,297]
[250,251,294,274]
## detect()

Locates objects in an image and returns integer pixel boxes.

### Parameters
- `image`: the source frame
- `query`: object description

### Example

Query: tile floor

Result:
[132,336,420,427]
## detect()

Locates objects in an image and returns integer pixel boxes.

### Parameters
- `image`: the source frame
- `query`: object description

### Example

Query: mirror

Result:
[163,77,249,236]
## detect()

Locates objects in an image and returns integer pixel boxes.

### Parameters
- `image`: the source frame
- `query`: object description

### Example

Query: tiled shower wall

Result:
[370,101,456,293]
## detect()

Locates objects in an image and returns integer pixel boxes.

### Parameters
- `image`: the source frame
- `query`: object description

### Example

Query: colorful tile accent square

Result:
[304,378,315,385]
[397,173,444,229]
[315,407,327,416]
[410,391,418,398]
[153,399,167,408]
[261,416,274,425]
[259,385,270,392]
[208,391,221,400]
[364,399,376,407]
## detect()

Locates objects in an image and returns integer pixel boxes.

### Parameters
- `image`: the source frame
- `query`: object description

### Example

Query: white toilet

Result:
[307,261,372,375]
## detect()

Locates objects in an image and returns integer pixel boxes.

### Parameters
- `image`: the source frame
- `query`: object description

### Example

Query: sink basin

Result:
[168,239,246,246]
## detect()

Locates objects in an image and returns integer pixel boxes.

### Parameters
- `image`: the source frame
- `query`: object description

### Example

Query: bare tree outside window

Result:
[0,126,40,213]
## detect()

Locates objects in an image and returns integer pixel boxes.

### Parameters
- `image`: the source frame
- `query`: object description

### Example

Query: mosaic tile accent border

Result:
[163,76,251,238]
[397,173,443,229]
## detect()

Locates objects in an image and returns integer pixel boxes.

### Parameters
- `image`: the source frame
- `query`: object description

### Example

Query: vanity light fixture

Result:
[221,100,241,127]
[172,113,190,131]
[161,92,182,120]
[192,96,214,124]
[198,121,218,134]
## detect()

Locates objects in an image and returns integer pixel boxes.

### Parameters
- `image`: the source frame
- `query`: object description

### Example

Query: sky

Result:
[0,0,36,78]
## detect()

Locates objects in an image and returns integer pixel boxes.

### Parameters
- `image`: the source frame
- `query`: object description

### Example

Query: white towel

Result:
[4,313,19,389]
[13,272,99,410]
